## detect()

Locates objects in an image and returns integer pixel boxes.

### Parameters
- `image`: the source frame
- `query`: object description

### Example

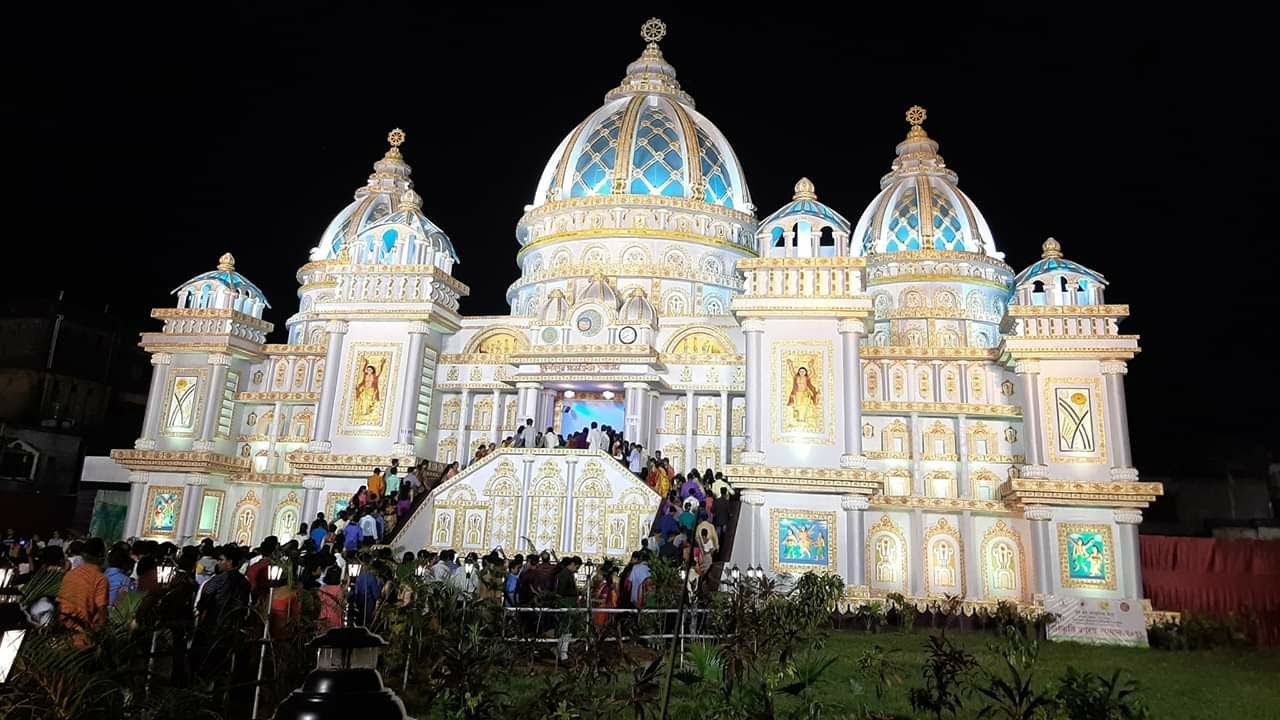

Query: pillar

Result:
[1015,360,1048,478]
[841,494,868,588]
[741,318,765,464]
[718,390,730,466]
[1024,506,1054,597]
[740,489,765,569]
[302,476,325,526]
[1114,509,1144,598]
[961,511,982,600]
[909,412,923,495]
[194,353,231,451]
[909,509,925,597]
[135,353,172,449]
[1101,361,1137,481]
[624,382,647,443]
[684,390,696,473]
[561,458,578,552]
[394,321,431,453]
[485,389,500,444]
[516,382,540,428]
[838,319,865,468]
[309,320,349,452]
[178,476,207,543]
[647,390,661,453]
[458,389,473,462]
[957,414,970,498]
[124,472,149,540]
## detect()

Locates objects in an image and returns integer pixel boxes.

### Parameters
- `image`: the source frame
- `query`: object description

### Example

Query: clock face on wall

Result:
[618,326,637,344]
[541,327,560,344]
[576,310,603,337]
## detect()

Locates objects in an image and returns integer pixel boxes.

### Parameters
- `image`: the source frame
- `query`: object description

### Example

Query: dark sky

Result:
[3,3,1275,474]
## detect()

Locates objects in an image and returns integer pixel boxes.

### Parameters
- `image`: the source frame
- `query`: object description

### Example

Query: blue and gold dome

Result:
[311,129,458,267]
[529,19,751,212]
[852,107,1002,259]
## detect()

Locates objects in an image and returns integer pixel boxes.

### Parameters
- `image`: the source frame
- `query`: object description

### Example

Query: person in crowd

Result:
[359,508,379,543]
[309,514,329,548]
[623,551,652,609]
[58,537,109,643]
[316,565,344,630]
[246,536,279,604]
[344,513,363,552]
[543,426,559,448]
[25,545,65,627]
[586,422,605,451]
[504,554,524,606]
[385,458,401,499]
[629,444,644,477]
[192,544,249,676]
[443,461,460,481]
[367,467,386,501]
[554,556,581,661]
[105,545,135,606]
[591,559,617,629]
[396,488,413,524]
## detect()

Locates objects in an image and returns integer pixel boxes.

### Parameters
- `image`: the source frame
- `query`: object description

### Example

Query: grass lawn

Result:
[403,628,1280,719]
[815,630,1280,719]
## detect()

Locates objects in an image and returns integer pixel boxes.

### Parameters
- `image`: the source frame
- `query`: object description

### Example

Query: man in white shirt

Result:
[543,427,560,448]
[587,422,606,452]
[628,444,643,475]
[516,419,535,447]
[359,511,379,542]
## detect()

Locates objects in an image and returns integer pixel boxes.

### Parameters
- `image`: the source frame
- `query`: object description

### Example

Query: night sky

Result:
[4,3,1274,474]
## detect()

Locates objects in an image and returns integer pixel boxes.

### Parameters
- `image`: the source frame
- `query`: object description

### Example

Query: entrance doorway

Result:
[560,394,624,437]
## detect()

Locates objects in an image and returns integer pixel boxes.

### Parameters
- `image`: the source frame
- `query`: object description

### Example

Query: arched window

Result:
[818,227,836,257]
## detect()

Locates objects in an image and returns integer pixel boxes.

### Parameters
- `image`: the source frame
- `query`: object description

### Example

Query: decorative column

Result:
[957,414,970,498]
[515,382,541,428]
[265,400,283,474]
[838,319,866,468]
[909,509,925,597]
[302,476,326,526]
[961,511,982,600]
[489,389,503,444]
[741,318,765,464]
[561,458,578,552]
[684,390,696,473]
[309,320,349,452]
[193,353,231,451]
[909,412,923,495]
[1101,361,1138,481]
[740,489,766,569]
[458,389,473,462]
[178,476,207,543]
[1024,506,1054,596]
[538,389,557,434]
[1015,360,1048,479]
[394,321,431,454]
[841,494,869,588]
[624,382,647,443]
[647,390,661,452]
[718,390,730,466]
[135,353,172,449]
[124,472,149,539]
[1114,509,1144,598]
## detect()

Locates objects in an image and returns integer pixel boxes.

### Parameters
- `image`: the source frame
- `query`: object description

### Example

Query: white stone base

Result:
[740,450,766,466]
[1110,467,1140,482]
[307,441,333,453]
[192,440,216,452]
[1021,464,1050,479]
[134,438,156,450]
[839,453,868,469]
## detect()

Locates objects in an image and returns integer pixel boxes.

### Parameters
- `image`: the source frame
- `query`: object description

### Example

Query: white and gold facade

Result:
[112,19,1161,607]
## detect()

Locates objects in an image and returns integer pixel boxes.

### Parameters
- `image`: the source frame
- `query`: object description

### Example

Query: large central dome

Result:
[529,19,751,212]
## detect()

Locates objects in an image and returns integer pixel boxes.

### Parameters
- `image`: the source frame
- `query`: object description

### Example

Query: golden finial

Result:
[387,128,406,148]
[793,177,817,201]
[1041,237,1063,259]
[400,188,422,210]
[906,105,927,128]
[217,252,236,272]
[641,17,667,44]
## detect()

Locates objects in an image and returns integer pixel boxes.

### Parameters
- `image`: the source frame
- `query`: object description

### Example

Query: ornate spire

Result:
[400,188,422,211]
[881,105,954,187]
[364,127,412,190]
[217,252,236,272]
[1041,237,1063,259]
[793,177,817,201]
[604,18,694,106]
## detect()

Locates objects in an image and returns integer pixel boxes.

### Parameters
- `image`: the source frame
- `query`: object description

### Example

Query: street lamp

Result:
[730,564,740,584]
[345,561,364,627]
[252,561,287,719]
[145,557,179,694]
[0,570,27,684]
[272,625,407,720]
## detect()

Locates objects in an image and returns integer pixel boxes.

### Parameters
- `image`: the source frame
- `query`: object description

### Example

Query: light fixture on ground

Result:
[271,625,407,720]
[0,568,28,684]
[253,561,288,719]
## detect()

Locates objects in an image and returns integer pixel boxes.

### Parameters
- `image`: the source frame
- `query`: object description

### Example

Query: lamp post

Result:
[144,557,178,696]
[252,561,287,719]
[345,561,364,627]
[0,569,27,684]
[272,625,407,720]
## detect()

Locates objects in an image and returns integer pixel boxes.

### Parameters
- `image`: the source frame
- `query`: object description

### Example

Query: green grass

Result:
[403,628,1280,719]
[815,630,1280,719]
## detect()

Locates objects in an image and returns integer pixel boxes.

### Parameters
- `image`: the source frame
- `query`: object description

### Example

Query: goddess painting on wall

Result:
[340,344,400,436]
[145,487,183,537]
[787,363,819,427]
[353,356,387,424]
[781,352,824,435]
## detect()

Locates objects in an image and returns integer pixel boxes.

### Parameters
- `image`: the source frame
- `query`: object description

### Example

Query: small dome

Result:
[851,107,1001,259]
[173,252,270,317]
[758,177,851,252]
[541,289,570,324]
[311,129,458,266]
[1013,238,1107,306]
[578,274,620,309]
[528,19,751,212]
[619,287,658,326]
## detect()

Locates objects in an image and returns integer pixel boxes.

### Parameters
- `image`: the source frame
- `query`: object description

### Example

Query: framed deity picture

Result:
[338,343,402,437]
[770,509,837,574]
[144,486,184,539]
[1057,523,1117,590]
[771,341,835,445]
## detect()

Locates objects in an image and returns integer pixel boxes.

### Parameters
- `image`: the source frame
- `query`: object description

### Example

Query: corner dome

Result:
[1013,238,1107,306]
[173,252,270,318]
[541,289,570,324]
[528,19,751,213]
[852,107,1002,260]
[311,129,458,269]
[758,178,852,256]
[578,274,621,309]
[619,287,658,326]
